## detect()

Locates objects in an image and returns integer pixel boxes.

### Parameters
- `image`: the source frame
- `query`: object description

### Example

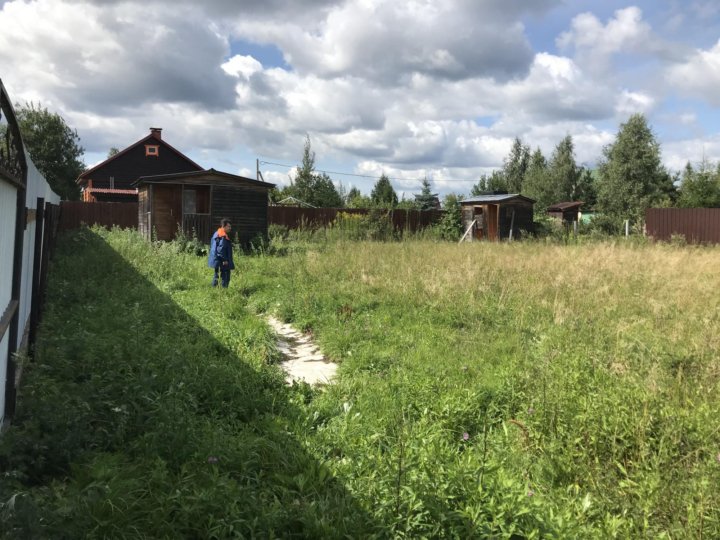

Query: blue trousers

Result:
[212,265,231,288]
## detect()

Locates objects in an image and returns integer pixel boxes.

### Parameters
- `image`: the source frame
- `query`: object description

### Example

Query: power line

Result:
[258,159,429,184]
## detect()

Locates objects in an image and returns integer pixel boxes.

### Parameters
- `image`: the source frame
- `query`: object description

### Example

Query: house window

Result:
[109,176,115,189]
[183,186,210,214]
[183,189,197,214]
[145,145,159,157]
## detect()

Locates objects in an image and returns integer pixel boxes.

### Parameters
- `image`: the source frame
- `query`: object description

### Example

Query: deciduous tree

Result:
[16,102,85,200]
[596,114,675,226]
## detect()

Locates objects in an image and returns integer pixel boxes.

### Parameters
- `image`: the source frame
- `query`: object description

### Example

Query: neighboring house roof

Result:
[77,130,203,184]
[547,201,584,211]
[84,188,138,195]
[274,196,316,207]
[133,168,275,188]
[462,194,536,204]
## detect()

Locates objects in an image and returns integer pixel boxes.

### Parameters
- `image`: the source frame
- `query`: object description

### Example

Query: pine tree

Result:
[678,161,720,208]
[414,178,438,210]
[596,114,675,225]
[502,137,530,193]
[547,135,581,203]
[522,148,552,208]
[285,135,343,207]
[370,174,398,208]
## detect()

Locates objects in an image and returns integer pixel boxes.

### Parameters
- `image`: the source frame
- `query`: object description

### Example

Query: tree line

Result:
[12,105,720,232]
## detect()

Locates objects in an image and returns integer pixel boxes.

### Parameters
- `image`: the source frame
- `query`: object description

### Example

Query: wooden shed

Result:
[547,201,584,224]
[460,194,535,241]
[134,169,275,245]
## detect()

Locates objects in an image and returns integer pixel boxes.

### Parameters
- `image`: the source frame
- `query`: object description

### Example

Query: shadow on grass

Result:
[0,229,379,539]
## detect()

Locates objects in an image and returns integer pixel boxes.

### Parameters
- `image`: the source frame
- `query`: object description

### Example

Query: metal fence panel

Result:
[646,208,720,244]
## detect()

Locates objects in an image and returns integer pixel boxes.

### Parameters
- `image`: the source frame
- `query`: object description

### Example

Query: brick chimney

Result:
[149,127,162,140]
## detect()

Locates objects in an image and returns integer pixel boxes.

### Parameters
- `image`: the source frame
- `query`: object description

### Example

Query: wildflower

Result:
[462,432,470,441]
[527,489,534,497]
[527,407,535,415]
[111,407,122,413]
[207,456,219,464]
[461,366,468,372]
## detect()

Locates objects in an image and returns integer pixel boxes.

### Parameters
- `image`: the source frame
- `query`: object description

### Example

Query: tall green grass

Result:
[3,228,719,537]
[240,236,720,537]
[0,228,377,538]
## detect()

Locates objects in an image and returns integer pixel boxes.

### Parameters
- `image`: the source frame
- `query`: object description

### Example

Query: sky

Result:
[1,0,720,197]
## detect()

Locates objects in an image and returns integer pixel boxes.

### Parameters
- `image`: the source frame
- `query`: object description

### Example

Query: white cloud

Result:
[556,6,680,75]
[0,0,236,113]
[616,90,655,117]
[667,40,720,106]
[3,0,716,196]
[232,0,560,84]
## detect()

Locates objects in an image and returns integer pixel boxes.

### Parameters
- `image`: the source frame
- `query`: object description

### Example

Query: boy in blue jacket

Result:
[208,218,234,288]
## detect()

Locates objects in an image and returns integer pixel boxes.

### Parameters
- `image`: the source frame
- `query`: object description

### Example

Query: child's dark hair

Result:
[220,218,232,227]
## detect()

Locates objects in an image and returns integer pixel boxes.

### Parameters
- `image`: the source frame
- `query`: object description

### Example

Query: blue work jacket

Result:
[208,229,235,270]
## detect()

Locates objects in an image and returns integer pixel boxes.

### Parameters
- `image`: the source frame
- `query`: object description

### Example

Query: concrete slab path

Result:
[267,316,337,385]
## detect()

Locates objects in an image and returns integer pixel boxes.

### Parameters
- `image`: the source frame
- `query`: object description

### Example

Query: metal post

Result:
[5,187,26,419]
[625,219,630,237]
[28,197,45,351]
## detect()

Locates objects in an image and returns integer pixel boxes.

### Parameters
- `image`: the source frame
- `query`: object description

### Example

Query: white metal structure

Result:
[0,79,60,425]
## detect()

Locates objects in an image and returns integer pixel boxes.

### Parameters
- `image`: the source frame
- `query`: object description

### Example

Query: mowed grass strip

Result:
[0,228,377,539]
[240,237,720,538]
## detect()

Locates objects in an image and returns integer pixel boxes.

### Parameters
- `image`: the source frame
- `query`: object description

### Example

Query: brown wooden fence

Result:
[646,208,720,244]
[59,201,138,231]
[268,206,444,231]
[56,203,444,235]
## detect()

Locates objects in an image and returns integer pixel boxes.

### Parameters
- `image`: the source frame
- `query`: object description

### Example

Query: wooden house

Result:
[134,169,275,246]
[460,194,535,241]
[547,201,584,224]
[77,128,202,202]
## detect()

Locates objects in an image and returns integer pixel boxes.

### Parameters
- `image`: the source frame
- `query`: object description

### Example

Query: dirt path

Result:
[267,316,338,385]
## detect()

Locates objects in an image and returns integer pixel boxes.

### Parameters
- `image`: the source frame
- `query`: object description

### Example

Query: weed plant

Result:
[2,228,719,537]
[241,236,720,537]
[0,227,377,538]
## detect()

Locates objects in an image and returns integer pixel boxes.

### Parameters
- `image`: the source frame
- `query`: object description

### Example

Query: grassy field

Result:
[2,228,720,538]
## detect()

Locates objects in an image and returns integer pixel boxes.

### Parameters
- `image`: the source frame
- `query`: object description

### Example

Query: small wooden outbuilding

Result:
[134,169,275,245]
[460,194,535,241]
[547,201,584,224]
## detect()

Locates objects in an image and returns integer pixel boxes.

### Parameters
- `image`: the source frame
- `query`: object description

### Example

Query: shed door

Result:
[487,204,499,241]
[152,184,182,241]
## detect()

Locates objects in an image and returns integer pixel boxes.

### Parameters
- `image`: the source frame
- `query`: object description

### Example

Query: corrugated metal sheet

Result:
[646,208,720,244]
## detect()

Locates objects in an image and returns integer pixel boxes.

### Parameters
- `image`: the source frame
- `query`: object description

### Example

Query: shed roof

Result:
[133,168,275,188]
[547,201,584,211]
[461,194,535,204]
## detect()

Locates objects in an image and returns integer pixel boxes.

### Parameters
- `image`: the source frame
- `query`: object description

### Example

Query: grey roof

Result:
[133,168,275,188]
[461,194,535,204]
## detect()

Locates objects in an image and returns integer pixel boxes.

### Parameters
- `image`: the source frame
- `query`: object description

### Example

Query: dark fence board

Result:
[646,208,720,244]
[59,201,138,231]
[268,207,444,231]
